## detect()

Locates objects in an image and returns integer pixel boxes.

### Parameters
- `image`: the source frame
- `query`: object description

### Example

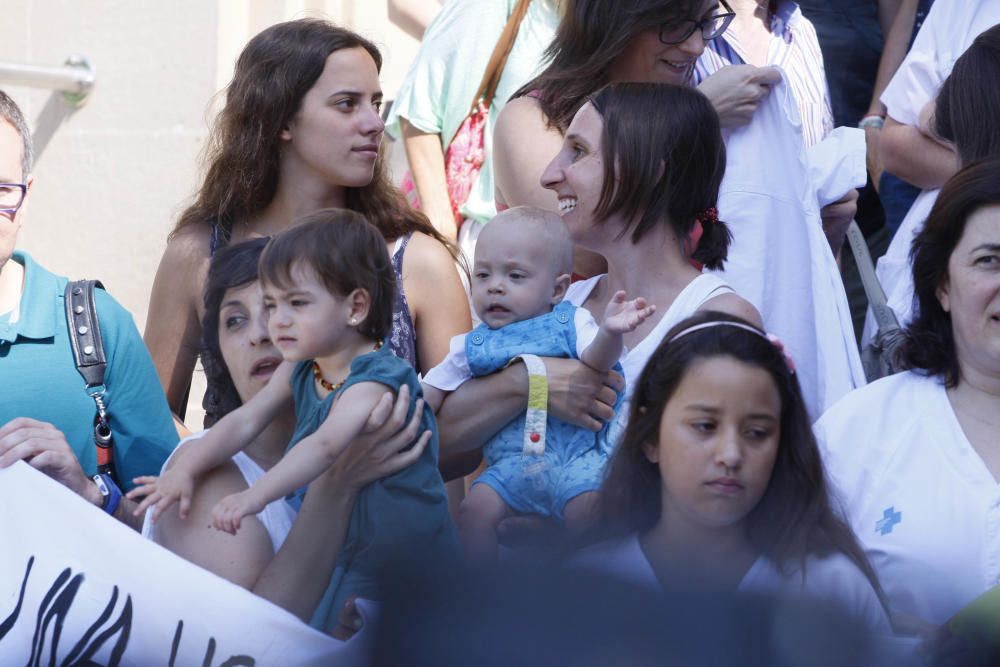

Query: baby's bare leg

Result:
[562,491,599,537]
[457,483,513,562]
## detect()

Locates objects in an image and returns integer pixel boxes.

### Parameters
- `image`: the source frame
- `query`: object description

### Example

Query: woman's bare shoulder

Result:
[159,224,214,272]
[493,96,564,210]
[403,231,457,269]
[495,95,550,138]
[701,292,763,328]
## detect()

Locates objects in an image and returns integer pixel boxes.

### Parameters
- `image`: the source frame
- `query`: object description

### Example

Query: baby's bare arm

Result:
[177,361,295,478]
[238,382,391,508]
[581,291,656,371]
[130,362,294,521]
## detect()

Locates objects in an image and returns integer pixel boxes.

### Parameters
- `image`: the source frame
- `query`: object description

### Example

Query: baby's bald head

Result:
[478,207,575,276]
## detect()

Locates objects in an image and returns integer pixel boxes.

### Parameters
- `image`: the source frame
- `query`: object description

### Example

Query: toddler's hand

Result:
[127,470,195,522]
[603,290,656,334]
[211,490,263,535]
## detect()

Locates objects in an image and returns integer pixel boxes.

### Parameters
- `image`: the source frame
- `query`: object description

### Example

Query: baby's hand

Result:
[211,490,264,535]
[602,291,656,334]
[127,470,195,522]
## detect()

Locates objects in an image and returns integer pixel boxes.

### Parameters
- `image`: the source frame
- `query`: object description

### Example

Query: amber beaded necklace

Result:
[312,339,383,392]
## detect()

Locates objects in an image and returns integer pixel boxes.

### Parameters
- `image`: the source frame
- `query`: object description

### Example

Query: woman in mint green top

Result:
[386,0,562,242]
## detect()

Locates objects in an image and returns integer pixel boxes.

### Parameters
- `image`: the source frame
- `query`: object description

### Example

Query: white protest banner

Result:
[0,462,369,666]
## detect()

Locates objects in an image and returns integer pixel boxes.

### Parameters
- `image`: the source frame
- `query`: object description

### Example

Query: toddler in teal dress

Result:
[130,210,456,633]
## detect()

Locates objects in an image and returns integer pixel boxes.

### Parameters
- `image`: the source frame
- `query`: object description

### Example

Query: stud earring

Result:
[350,317,357,325]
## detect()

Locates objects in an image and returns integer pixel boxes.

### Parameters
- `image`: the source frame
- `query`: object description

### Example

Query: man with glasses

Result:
[0,89,177,530]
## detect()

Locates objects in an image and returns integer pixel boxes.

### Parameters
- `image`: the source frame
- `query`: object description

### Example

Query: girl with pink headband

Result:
[578,311,894,643]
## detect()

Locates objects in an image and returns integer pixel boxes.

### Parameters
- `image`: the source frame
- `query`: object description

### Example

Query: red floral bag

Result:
[441,101,489,223]
[402,0,531,229]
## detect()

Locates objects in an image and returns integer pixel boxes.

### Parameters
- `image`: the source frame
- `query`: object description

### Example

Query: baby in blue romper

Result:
[423,207,655,560]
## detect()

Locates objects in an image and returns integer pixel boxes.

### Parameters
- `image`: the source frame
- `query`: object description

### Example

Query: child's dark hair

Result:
[935,24,1000,167]
[259,209,395,341]
[587,83,731,269]
[598,311,886,604]
[201,237,270,424]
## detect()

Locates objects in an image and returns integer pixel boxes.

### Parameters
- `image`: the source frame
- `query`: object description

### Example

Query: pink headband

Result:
[666,321,796,375]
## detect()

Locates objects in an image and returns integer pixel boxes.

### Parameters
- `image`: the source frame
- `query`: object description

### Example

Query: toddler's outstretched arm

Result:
[581,291,656,372]
[210,381,393,534]
[128,361,295,522]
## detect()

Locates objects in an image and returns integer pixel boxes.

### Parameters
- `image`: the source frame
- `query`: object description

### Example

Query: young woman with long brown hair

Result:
[146,19,470,425]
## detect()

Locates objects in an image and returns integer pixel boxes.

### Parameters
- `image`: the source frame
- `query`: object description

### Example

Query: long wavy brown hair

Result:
[173,18,457,259]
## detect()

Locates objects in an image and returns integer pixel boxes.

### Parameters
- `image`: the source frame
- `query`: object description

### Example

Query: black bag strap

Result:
[65,280,108,386]
[64,280,117,481]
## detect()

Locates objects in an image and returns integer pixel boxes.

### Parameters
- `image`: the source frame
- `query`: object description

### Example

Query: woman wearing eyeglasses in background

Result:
[492,0,865,428]
[492,0,782,279]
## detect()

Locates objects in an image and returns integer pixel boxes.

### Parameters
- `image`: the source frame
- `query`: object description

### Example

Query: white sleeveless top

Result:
[566,273,734,393]
[565,273,734,443]
[142,431,296,555]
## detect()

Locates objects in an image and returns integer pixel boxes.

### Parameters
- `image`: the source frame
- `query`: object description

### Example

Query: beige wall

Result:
[0,0,422,424]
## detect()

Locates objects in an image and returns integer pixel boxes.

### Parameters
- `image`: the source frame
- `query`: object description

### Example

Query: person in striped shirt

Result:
[691,0,858,254]
[692,0,832,147]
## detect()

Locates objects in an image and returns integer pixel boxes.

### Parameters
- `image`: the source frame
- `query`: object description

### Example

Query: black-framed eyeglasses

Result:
[659,1,736,45]
[0,183,26,215]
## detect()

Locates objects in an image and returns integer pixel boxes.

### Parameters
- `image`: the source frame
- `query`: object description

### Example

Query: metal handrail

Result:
[0,56,95,106]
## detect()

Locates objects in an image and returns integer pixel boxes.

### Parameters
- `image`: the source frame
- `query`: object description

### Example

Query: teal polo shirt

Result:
[0,251,178,489]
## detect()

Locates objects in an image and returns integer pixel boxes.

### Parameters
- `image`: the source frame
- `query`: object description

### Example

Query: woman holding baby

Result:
[436,83,760,546]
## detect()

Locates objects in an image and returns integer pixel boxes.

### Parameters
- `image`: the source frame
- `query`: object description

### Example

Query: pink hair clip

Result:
[765,333,796,375]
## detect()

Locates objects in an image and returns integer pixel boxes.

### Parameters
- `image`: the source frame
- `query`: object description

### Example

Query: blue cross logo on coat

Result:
[875,506,902,536]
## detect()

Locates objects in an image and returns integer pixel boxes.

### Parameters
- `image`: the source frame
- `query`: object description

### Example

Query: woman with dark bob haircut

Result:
[817,156,1000,644]
[574,311,889,633]
[145,19,470,427]
[436,83,760,530]
[143,238,430,635]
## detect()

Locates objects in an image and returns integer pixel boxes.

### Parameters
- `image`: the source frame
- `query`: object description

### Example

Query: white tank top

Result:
[565,272,735,396]
[141,431,296,555]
